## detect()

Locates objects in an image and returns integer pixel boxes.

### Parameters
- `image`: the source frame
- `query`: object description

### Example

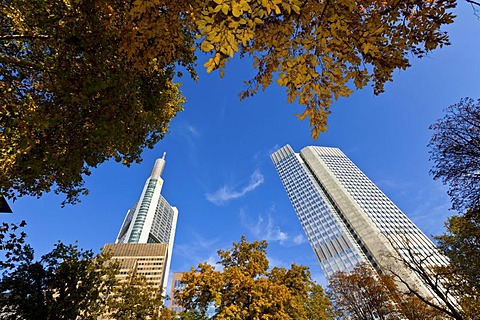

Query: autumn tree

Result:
[386,240,470,320]
[2,0,456,204]
[177,236,333,319]
[436,207,480,295]
[429,97,480,211]
[328,264,399,320]
[0,0,195,205]
[328,263,444,320]
[434,206,480,319]
[176,310,210,320]
[106,271,165,320]
[0,222,118,320]
[426,97,480,319]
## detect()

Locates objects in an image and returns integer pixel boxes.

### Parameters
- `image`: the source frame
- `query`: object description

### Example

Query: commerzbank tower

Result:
[103,153,178,295]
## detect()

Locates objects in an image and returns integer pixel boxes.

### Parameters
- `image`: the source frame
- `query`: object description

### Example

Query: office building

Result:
[271,145,446,290]
[169,272,186,313]
[107,153,178,293]
[103,243,168,288]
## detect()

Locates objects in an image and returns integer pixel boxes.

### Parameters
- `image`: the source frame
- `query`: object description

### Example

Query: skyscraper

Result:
[108,153,178,293]
[116,153,178,247]
[271,145,446,291]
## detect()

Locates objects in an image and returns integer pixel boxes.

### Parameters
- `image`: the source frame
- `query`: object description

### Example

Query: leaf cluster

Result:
[106,271,165,320]
[434,207,480,318]
[177,236,333,319]
[328,264,399,320]
[194,0,456,138]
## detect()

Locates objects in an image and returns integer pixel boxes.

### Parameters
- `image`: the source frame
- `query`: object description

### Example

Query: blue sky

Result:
[3,2,479,288]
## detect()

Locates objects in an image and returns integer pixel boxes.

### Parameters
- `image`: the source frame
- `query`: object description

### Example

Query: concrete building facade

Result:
[103,243,168,288]
[271,145,447,292]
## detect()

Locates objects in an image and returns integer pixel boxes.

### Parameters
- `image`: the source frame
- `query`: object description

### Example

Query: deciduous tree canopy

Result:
[328,264,399,320]
[106,272,165,320]
[1,0,456,204]
[178,236,333,319]
[195,0,456,138]
[328,263,444,320]
[435,207,480,318]
[0,0,195,205]
[0,222,118,320]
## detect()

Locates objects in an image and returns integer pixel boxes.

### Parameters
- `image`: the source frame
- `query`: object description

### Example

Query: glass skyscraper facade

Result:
[271,145,446,284]
[114,153,178,292]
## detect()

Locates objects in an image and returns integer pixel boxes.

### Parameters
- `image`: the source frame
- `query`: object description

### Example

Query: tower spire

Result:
[150,153,167,179]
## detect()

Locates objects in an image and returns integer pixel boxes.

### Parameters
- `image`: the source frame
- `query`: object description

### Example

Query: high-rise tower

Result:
[271,145,446,291]
[116,152,178,247]
[108,153,178,293]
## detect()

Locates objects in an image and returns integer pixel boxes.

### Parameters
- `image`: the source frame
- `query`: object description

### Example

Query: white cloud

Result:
[239,206,304,246]
[292,234,306,245]
[267,255,288,269]
[174,233,220,269]
[186,123,200,137]
[206,170,264,205]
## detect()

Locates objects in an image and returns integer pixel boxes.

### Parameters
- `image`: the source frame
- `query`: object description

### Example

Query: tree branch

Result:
[0,54,44,70]
[0,34,51,41]
[465,0,480,7]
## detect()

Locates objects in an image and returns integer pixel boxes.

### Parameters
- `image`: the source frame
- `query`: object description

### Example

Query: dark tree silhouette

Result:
[429,97,480,211]
[0,223,118,320]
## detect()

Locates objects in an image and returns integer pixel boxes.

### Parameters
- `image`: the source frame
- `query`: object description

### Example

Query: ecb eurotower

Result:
[271,145,446,294]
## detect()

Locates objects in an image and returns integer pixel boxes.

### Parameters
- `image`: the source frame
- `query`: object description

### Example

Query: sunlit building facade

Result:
[169,272,186,313]
[109,153,178,293]
[271,145,446,286]
[103,243,168,288]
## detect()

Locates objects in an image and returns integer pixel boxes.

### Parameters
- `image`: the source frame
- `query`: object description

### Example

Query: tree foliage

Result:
[328,264,399,320]
[387,240,469,320]
[328,263,444,320]
[434,207,480,319]
[178,236,333,319]
[2,0,456,204]
[177,310,210,320]
[0,222,118,320]
[429,97,480,211]
[194,0,456,138]
[106,271,165,320]
[0,0,195,205]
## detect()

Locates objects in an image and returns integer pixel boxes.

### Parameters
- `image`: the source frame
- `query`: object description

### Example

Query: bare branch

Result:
[0,54,44,70]
[0,34,51,41]
[465,0,480,7]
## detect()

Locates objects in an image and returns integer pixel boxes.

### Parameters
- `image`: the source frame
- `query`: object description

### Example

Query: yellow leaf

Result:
[222,3,229,14]
[296,109,309,121]
[291,4,300,14]
[274,4,281,14]
[200,40,214,52]
[232,3,242,17]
